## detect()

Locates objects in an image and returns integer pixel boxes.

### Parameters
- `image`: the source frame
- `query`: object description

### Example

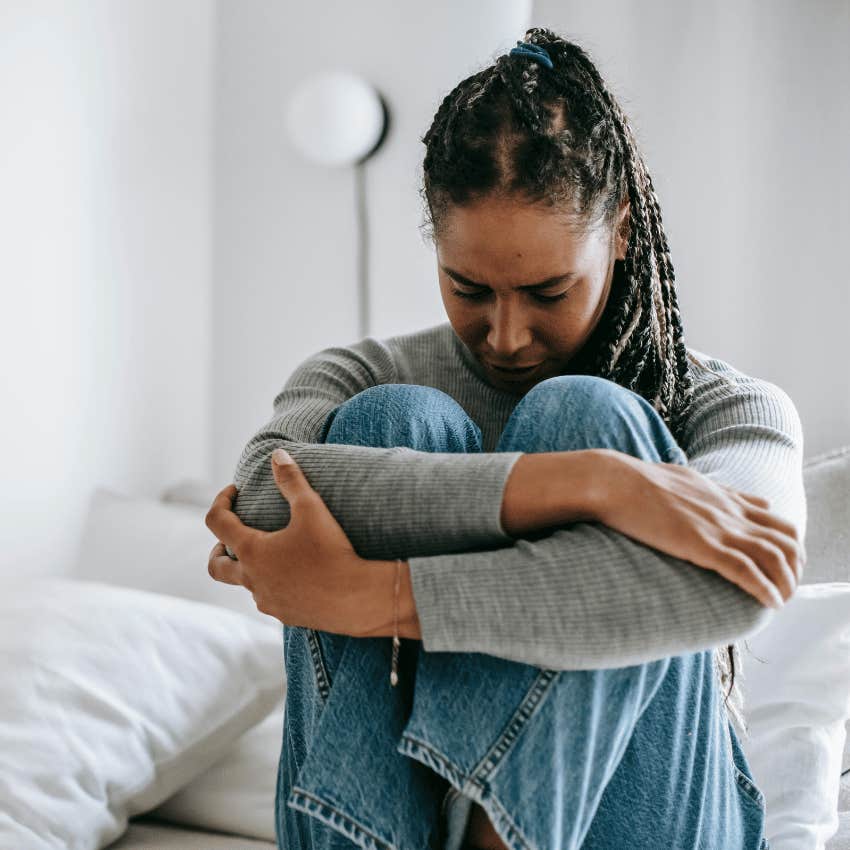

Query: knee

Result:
[498,375,686,463]
[523,375,650,428]
[322,383,483,453]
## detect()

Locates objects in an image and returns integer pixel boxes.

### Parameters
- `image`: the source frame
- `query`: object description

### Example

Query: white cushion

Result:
[149,702,284,841]
[802,446,850,585]
[740,583,850,850]
[160,478,222,511]
[0,579,284,850]
[74,487,274,626]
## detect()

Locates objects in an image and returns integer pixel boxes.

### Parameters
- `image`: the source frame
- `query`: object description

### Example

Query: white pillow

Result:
[0,578,285,850]
[160,478,221,509]
[739,582,850,850]
[150,701,284,841]
[74,487,274,626]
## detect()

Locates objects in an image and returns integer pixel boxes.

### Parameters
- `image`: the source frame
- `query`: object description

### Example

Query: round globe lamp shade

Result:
[285,71,387,167]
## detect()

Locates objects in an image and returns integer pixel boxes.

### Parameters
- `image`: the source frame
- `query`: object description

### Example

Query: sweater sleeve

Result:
[407,359,807,670]
[227,337,523,561]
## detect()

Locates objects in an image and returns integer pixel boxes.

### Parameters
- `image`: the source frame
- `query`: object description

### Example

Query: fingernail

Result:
[272,448,292,466]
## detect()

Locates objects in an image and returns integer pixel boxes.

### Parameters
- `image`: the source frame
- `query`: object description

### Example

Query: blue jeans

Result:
[276,376,770,850]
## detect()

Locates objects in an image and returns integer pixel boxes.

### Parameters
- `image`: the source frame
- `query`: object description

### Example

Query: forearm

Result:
[403,524,774,669]
[232,440,535,561]
[500,449,606,535]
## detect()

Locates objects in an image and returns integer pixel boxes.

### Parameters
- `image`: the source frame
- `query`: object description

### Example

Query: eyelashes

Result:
[450,288,569,304]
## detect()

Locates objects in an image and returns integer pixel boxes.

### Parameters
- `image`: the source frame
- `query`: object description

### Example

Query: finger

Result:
[208,549,246,586]
[717,484,771,511]
[738,501,797,536]
[205,484,245,549]
[739,505,807,579]
[735,536,797,602]
[754,524,806,584]
[734,490,771,510]
[270,449,315,508]
[711,546,785,609]
[209,540,239,563]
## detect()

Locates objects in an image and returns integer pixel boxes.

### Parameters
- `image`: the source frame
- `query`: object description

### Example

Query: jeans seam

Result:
[471,668,559,782]
[306,628,331,702]
[287,787,394,850]
[276,724,287,847]
[396,734,535,850]
[398,730,471,790]
[399,669,558,850]
[732,763,767,812]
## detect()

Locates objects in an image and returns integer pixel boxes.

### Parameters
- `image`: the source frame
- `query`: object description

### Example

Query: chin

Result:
[492,373,547,395]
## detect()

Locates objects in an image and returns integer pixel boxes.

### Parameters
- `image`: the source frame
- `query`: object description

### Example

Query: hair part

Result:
[419,26,740,708]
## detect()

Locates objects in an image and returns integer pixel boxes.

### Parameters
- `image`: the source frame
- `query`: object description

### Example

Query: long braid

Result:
[419,27,741,716]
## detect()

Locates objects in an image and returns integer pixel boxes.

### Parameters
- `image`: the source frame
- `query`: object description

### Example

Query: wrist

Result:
[580,448,621,522]
[500,448,610,537]
[354,559,421,640]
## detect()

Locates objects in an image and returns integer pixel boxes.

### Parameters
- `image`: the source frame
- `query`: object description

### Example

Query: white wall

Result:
[0,1,214,577]
[211,0,532,484]
[532,0,850,456]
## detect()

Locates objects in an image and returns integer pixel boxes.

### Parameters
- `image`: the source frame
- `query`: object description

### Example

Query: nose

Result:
[486,297,534,357]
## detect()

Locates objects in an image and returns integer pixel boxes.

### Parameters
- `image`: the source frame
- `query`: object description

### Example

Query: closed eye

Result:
[450,287,569,304]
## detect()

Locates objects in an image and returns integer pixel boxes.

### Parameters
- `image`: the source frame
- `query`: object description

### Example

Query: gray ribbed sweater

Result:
[230,321,807,732]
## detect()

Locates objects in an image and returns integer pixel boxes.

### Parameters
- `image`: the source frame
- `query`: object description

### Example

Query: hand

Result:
[205,448,369,633]
[593,450,806,609]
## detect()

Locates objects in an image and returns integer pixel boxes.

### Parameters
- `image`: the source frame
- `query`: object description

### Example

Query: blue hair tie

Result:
[509,40,554,71]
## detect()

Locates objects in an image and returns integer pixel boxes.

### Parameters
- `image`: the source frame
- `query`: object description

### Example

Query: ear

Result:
[614,201,630,260]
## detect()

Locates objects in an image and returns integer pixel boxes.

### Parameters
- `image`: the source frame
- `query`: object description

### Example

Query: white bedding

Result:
[105,818,275,849]
[0,580,284,850]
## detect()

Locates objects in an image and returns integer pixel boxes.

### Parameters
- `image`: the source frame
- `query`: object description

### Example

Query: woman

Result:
[206,28,806,850]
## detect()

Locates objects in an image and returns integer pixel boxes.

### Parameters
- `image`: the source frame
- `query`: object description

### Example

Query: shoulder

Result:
[285,322,455,388]
[687,346,781,393]
[682,346,804,447]
[681,347,807,536]
[685,346,799,414]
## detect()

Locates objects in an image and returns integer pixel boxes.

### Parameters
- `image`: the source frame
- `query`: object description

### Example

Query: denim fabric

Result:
[276,376,770,850]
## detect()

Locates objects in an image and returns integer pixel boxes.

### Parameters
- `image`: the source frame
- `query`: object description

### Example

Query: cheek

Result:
[445,305,479,338]
[572,297,600,325]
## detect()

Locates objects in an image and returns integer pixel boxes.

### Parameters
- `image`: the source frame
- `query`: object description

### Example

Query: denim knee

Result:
[496,374,687,465]
[321,383,483,454]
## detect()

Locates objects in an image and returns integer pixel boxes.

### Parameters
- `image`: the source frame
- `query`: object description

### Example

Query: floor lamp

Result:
[285,71,391,340]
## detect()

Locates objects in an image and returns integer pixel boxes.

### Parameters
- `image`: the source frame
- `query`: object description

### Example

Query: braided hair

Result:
[419,26,740,707]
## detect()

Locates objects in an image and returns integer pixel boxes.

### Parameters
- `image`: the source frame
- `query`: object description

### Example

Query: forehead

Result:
[436,197,604,277]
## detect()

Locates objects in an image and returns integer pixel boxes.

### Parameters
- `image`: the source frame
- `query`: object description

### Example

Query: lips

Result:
[488,363,540,372]
[486,361,542,375]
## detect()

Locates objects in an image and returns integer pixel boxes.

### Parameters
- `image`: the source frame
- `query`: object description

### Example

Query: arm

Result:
[401,361,807,670]
[228,337,524,561]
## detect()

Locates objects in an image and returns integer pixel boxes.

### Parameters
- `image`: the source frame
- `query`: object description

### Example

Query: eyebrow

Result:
[440,265,577,291]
